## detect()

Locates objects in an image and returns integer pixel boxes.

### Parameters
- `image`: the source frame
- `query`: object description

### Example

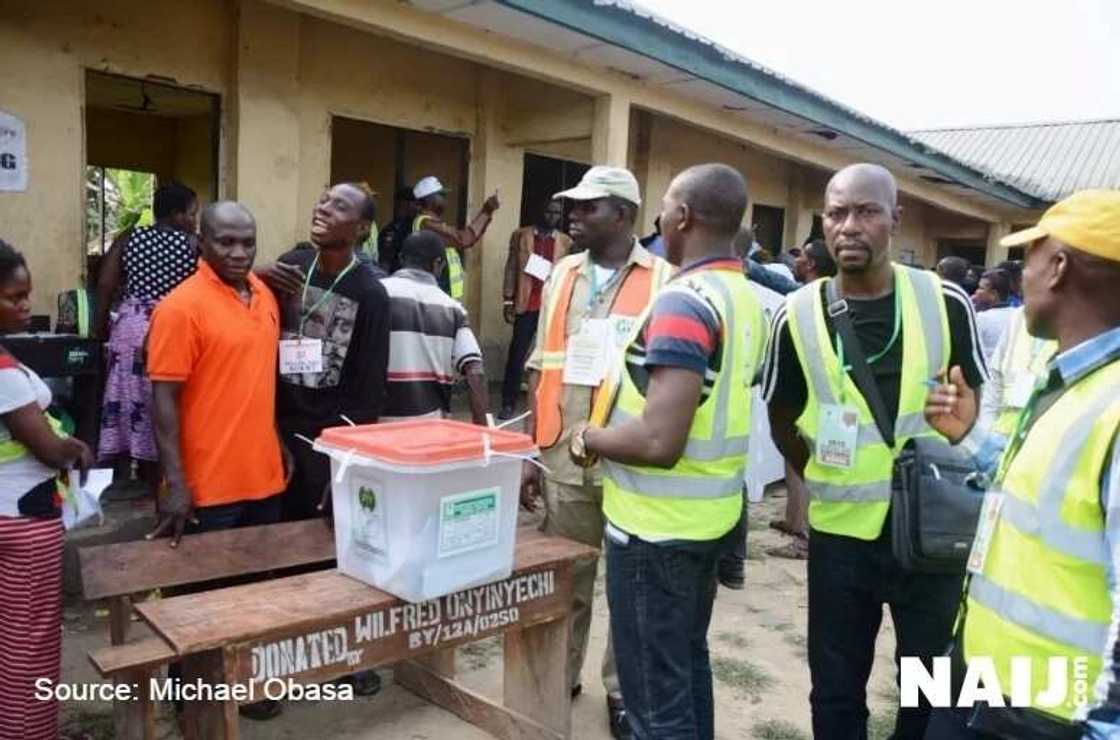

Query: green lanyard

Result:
[994,375,1050,483]
[833,287,902,400]
[586,262,624,315]
[299,253,357,336]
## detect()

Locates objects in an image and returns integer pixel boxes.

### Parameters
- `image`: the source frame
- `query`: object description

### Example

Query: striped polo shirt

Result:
[381,268,483,418]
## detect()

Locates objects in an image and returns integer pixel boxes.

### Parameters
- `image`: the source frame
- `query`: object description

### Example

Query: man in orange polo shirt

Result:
[147,201,291,547]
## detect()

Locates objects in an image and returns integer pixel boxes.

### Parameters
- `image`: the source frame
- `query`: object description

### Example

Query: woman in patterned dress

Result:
[94,182,198,498]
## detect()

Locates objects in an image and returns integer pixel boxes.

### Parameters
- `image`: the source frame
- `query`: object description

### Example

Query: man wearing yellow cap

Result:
[925,190,1120,738]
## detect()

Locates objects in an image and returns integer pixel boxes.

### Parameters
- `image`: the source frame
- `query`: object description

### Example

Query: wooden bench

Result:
[79,518,336,645]
[89,527,596,740]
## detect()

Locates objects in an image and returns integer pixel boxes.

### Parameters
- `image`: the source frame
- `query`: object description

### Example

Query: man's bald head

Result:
[826,163,898,211]
[198,201,258,286]
[200,201,255,239]
[668,163,749,238]
[822,163,901,276]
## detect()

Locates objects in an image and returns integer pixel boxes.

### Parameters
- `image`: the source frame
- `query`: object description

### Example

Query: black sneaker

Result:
[607,695,632,739]
[717,553,745,590]
[238,698,283,721]
[343,669,382,696]
[498,405,516,420]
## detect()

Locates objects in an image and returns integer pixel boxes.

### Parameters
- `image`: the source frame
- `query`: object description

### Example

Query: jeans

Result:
[606,525,726,740]
[186,496,283,534]
[808,526,963,740]
[501,311,539,410]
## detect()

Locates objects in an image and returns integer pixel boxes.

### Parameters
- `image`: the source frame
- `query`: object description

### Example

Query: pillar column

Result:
[230,0,303,259]
[592,93,631,168]
[986,221,1011,266]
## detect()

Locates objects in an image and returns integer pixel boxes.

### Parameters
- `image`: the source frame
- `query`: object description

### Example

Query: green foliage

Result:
[86,166,155,254]
[711,655,774,698]
[752,719,810,740]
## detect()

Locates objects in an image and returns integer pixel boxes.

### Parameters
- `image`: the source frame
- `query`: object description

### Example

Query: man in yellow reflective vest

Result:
[523,166,672,739]
[924,190,1120,739]
[761,163,989,738]
[411,175,500,301]
[574,163,766,740]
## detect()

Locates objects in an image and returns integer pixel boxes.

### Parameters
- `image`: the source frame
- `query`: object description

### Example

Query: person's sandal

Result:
[607,695,633,739]
[768,519,796,536]
[766,536,809,560]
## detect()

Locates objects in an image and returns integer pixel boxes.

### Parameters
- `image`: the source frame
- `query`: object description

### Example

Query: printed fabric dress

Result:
[98,226,197,462]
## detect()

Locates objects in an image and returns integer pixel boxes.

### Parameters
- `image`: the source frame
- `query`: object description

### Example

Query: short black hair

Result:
[0,239,27,284]
[674,163,749,238]
[805,239,836,278]
[981,268,1011,302]
[996,260,1023,281]
[153,181,197,220]
[937,256,970,285]
[342,182,377,222]
[399,230,446,270]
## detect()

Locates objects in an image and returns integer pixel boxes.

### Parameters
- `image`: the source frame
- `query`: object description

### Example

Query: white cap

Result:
[413,176,448,200]
[554,166,641,206]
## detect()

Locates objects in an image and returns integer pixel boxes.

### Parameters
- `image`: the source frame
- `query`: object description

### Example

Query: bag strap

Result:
[825,279,895,448]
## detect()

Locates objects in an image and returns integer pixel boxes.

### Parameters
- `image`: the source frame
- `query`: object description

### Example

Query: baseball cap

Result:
[554,166,641,206]
[1001,189,1120,262]
[413,176,449,200]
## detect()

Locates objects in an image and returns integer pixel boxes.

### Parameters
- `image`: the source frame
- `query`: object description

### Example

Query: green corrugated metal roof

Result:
[912,120,1120,202]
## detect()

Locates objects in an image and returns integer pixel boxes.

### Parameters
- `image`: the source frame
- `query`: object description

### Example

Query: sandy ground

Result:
[57,484,905,740]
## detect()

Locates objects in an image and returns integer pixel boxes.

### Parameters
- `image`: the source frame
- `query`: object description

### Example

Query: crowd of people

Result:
[0,155,1118,740]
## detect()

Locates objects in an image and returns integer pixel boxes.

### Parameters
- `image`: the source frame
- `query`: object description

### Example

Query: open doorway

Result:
[936,239,987,266]
[519,153,589,233]
[84,71,220,281]
[329,116,470,237]
[751,204,786,255]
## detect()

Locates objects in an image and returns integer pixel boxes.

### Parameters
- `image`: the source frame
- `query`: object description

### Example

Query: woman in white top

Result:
[0,239,92,740]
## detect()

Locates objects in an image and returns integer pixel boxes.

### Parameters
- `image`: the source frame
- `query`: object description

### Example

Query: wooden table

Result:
[132,528,596,740]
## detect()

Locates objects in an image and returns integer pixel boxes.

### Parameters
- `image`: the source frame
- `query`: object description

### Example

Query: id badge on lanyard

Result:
[817,403,860,469]
[564,318,611,386]
[279,337,324,375]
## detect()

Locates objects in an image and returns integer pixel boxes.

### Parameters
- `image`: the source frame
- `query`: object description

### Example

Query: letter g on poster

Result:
[0,110,28,192]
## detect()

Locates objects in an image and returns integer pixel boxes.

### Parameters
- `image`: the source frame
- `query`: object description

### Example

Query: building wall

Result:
[0,0,230,308]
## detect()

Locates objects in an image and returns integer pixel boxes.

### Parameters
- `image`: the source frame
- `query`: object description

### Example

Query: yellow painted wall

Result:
[0,0,229,311]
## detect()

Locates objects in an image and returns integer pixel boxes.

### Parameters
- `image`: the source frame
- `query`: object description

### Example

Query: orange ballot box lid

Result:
[316,419,536,467]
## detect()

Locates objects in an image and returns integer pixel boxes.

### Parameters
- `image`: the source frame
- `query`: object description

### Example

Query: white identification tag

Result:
[816,404,860,469]
[563,318,610,386]
[609,315,637,353]
[279,338,323,375]
[524,253,553,282]
[967,491,1004,575]
[1008,373,1036,409]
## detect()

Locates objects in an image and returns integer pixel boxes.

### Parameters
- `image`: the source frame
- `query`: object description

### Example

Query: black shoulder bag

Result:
[825,280,983,574]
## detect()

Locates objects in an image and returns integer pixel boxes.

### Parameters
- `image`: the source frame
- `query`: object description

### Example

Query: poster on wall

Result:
[0,110,28,192]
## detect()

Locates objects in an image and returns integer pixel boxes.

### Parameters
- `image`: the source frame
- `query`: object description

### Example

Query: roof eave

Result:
[492,0,1048,210]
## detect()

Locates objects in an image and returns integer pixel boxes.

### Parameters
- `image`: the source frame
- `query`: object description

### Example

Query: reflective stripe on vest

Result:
[963,359,1120,722]
[533,252,671,449]
[786,264,950,539]
[602,269,766,541]
[993,309,1057,439]
[413,215,464,300]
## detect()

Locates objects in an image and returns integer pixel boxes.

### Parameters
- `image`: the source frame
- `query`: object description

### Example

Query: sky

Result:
[632,0,1120,131]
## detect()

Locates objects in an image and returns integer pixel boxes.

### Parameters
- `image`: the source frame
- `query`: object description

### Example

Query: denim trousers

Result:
[500,311,539,409]
[808,526,963,740]
[606,525,726,740]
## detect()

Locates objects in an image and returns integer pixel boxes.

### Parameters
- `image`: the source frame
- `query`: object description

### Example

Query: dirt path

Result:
[59,487,903,740]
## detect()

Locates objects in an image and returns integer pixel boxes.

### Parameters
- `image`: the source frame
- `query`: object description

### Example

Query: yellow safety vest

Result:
[786,264,950,540]
[0,413,66,463]
[602,268,766,541]
[992,308,1057,440]
[963,358,1120,722]
[414,215,464,301]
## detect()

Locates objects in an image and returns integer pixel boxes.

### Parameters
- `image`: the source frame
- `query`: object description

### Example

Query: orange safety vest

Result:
[534,255,670,449]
